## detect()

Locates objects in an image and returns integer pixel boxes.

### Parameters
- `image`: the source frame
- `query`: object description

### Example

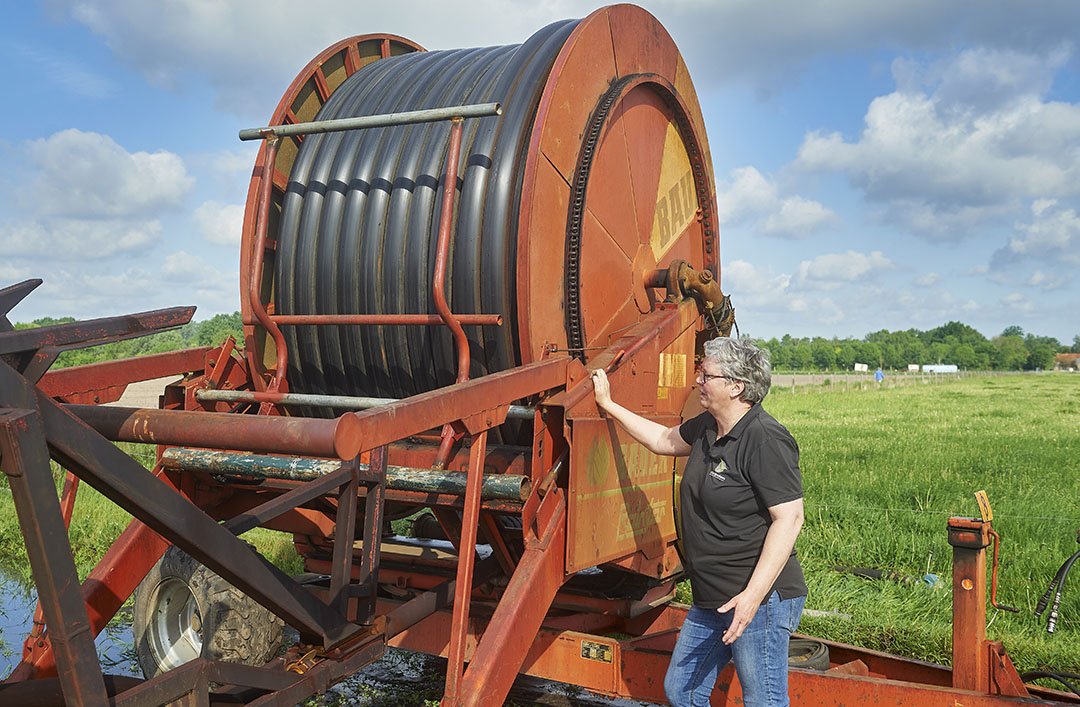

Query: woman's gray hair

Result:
[702,336,771,405]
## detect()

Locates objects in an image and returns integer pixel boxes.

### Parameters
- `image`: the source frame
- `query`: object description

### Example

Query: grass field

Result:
[0,372,1077,682]
[764,372,1080,676]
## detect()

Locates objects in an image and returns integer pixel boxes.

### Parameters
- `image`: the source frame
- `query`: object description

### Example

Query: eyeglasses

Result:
[696,368,736,385]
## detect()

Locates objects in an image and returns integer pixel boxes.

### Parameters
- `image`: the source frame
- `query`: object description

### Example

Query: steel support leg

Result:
[0,409,109,707]
[948,517,989,693]
[448,488,567,707]
[443,431,488,702]
[355,446,387,624]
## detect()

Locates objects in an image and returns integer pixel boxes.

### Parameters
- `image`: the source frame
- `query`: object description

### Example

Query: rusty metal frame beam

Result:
[0,359,359,648]
[37,347,210,401]
[354,445,387,624]
[0,279,43,331]
[0,306,195,359]
[0,408,109,707]
[67,404,342,457]
[335,357,568,458]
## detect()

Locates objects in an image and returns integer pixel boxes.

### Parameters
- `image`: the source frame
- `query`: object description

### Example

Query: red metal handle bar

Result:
[989,528,1020,613]
[248,136,290,393]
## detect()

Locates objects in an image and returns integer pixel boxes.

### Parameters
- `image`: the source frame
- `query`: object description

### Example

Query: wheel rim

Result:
[147,578,203,671]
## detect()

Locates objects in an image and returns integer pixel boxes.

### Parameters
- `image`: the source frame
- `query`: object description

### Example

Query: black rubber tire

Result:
[788,638,830,671]
[133,546,284,678]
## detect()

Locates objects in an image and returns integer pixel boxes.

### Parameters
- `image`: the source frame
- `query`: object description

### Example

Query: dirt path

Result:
[110,376,180,408]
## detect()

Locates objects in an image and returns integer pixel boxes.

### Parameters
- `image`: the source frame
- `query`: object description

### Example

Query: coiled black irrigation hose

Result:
[275,20,576,402]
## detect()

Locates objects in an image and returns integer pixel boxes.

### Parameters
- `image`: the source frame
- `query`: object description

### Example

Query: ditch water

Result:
[0,570,649,705]
[0,571,139,678]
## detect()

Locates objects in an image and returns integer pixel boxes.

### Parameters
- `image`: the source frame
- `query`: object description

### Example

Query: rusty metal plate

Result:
[567,417,679,573]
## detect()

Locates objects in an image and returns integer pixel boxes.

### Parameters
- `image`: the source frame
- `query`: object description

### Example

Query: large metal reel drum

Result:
[239,34,425,384]
[240,6,717,407]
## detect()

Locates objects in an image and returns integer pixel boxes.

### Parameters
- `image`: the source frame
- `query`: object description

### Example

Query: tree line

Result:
[14,315,1079,373]
[757,322,1079,372]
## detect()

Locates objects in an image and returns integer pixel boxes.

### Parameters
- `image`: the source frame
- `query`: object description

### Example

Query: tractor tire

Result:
[133,546,284,678]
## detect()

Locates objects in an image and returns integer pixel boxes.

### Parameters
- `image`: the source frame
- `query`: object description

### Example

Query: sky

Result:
[1,1,1078,344]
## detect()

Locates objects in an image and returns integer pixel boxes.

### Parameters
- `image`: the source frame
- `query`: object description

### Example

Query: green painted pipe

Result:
[160,448,529,502]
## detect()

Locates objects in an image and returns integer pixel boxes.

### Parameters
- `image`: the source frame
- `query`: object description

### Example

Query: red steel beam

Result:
[334,357,568,458]
[449,489,568,706]
[0,307,195,357]
[948,517,991,693]
[443,431,488,701]
[37,347,209,401]
[0,409,109,706]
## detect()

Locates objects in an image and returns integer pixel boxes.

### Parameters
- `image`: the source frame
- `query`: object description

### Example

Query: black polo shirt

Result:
[678,404,806,607]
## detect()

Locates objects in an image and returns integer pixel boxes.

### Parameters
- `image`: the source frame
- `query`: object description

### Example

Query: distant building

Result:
[1054,353,1080,371]
[923,364,959,373]
[853,363,868,372]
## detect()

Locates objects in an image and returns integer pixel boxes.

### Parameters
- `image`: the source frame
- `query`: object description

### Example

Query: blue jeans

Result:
[665,592,806,707]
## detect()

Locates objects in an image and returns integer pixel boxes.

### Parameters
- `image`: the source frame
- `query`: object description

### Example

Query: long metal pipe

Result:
[269,313,501,326]
[160,448,530,502]
[433,117,470,469]
[66,405,341,458]
[239,103,501,141]
[194,389,535,421]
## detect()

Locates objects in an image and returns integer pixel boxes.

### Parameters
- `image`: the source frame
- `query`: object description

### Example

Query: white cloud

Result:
[1005,199,1080,263]
[0,218,162,260]
[716,167,836,239]
[1001,292,1034,312]
[1028,269,1065,290]
[915,272,940,287]
[793,250,893,290]
[160,251,239,305]
[23,129,192,219]
[796,48,1080,238]
[762,197,838,238]
[0,130,192,260]
[7,253,239,322]
[194,201,244,246]
[51,0,581,117]
[722,259,802,311]
[52,0,1080,116]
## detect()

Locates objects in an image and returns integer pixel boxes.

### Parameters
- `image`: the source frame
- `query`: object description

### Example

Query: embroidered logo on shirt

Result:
[709,459,727,481]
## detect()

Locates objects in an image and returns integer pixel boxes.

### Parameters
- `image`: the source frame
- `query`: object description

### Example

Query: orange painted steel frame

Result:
[9,317,1080,705]
[7,8,1080,707]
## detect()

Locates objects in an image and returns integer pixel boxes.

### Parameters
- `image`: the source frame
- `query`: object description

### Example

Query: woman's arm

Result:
[591,369,691,456]
[716,497,804,644]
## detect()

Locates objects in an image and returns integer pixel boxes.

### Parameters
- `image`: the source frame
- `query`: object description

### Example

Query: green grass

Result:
[0,443,302,585]
[764,372,1080,674]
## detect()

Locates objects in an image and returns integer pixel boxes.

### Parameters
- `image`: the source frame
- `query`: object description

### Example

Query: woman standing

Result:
[591,336,806,707]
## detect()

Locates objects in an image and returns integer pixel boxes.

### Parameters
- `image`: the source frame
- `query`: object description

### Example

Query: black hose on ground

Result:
[1020,670,1080,696]
[1046,549,1080,633]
